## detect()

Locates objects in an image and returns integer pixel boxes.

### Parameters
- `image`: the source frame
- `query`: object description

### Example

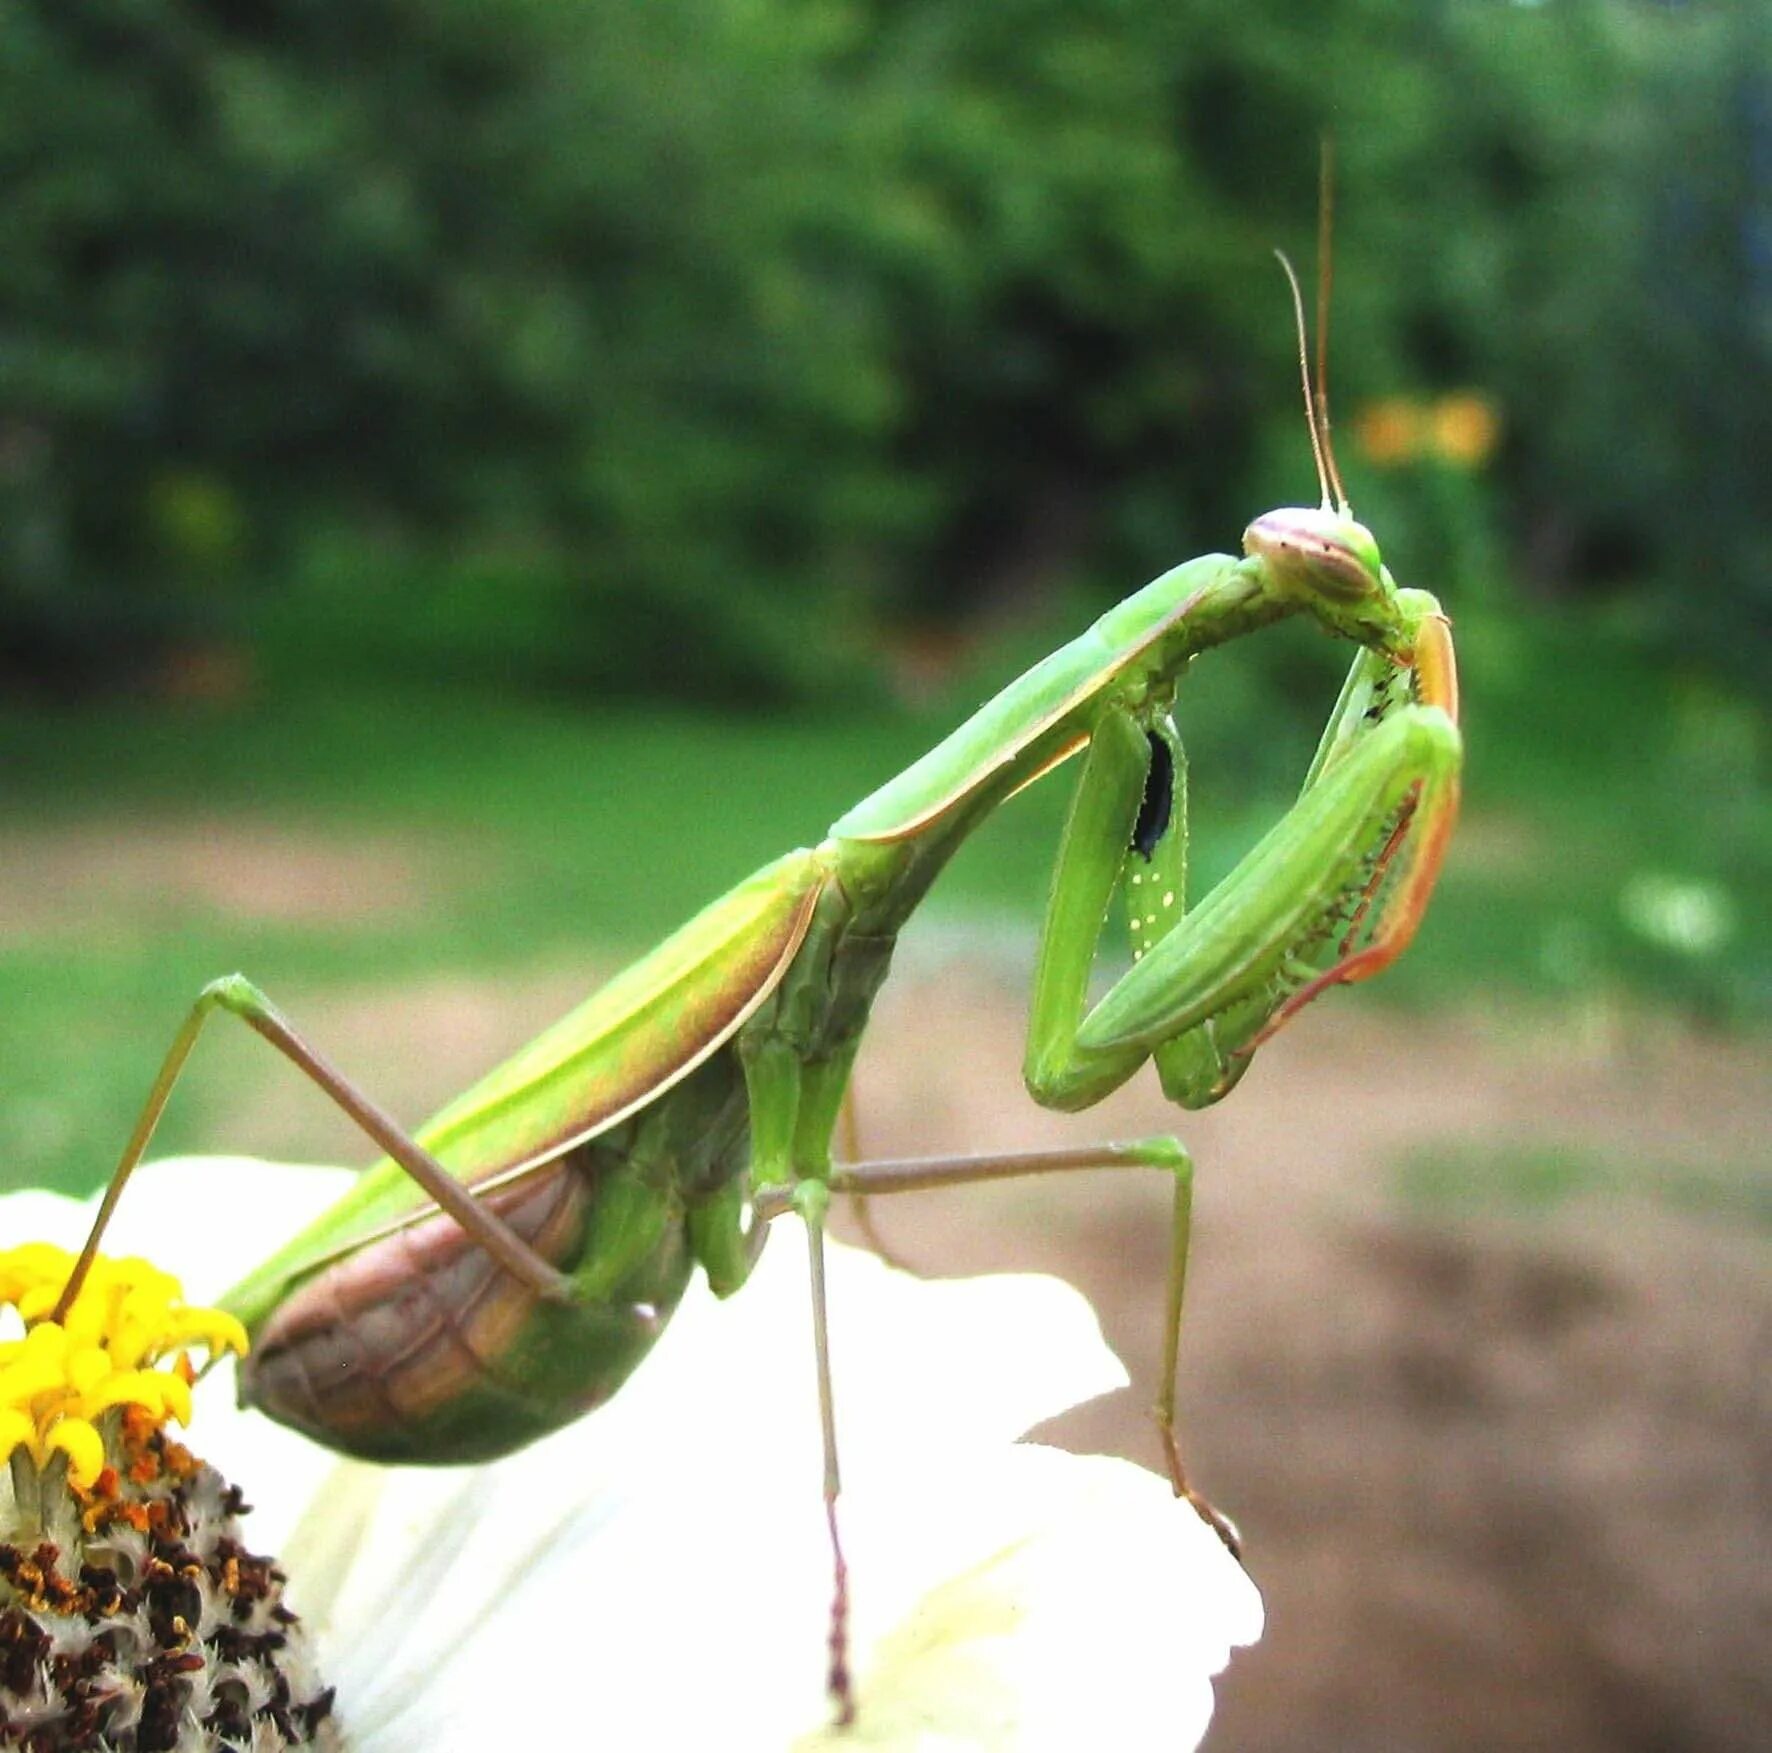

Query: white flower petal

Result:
[0,1160,1260,1749]
[812,1447,1263,1753]
[267,1226,1133,1741]
[0,1188,100,1255]
[0,1158,354,1303]
[385,1440,1260,1751]
[104,1157,356,1303]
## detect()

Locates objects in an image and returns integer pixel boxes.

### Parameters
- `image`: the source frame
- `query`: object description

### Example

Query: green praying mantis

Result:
[56,238,1462,1726]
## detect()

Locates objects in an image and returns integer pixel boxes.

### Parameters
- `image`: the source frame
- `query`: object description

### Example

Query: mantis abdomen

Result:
[242,1148,698,1464]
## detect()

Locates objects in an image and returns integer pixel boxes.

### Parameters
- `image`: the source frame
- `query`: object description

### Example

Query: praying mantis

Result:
[57,238,1462,1725]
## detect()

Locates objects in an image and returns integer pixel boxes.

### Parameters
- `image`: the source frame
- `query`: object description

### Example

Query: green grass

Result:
[1398,1141,1772,1232]
[1,606,1765,1198]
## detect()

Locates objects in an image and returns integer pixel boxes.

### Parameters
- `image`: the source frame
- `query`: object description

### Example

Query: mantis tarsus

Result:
[58,238,1462,1726]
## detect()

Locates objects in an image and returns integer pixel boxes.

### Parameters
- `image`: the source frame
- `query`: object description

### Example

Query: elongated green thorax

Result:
[831,554,1282,861]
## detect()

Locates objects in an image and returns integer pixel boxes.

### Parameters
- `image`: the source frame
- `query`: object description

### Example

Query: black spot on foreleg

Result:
[1131,732,1174,860]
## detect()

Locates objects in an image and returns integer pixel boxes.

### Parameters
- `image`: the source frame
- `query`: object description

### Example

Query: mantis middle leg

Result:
[751,1135,1235,1559]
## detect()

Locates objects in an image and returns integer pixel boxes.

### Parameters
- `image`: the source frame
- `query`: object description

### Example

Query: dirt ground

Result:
[22,807,1757,1753]
[250,945,1771,1753]
[831,959,1771,1753]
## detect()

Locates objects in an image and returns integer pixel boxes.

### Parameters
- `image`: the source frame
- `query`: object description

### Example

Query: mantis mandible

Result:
[56,231,1462,1726]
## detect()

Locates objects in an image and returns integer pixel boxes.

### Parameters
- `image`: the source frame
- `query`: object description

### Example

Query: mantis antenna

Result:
[1314,139,1350,513]
[1274,142,1351,517]
[1274,248,1333,512]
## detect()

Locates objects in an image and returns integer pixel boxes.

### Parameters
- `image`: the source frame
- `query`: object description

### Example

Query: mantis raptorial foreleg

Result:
[1021,706,1182,1113]
[1025,623,1460,1118]
[1246,612,1461,1043]
[998,635,1457,1542]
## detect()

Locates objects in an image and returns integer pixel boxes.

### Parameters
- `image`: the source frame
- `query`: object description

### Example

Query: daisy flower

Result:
[0,1158,1262,1750]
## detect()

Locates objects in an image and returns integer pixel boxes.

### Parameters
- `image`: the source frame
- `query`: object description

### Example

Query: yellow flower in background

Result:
[1351,396,1422,467]
[1428,392,1502,467]
[1353,391,1501,470]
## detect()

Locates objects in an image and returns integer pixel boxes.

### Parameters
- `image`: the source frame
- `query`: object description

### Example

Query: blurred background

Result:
[1,0,1767,1747]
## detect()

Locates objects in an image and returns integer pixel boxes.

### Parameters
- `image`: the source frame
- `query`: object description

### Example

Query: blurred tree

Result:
[0,0,1762,702]
[0,0,909,697]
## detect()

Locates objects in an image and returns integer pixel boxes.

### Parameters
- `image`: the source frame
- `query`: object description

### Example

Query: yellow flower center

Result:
[0,1244,248,1490]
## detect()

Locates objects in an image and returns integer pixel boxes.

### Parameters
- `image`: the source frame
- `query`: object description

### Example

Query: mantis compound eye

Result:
[1243,507,1385,605]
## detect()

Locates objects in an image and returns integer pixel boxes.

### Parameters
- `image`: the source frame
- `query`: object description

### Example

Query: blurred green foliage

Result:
[2,0,1767,702]
[1,0,1768,1199]
[1399,1140,1772,1230]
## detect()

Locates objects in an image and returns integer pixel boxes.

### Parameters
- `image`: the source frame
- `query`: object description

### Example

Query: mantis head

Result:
[1248,214,1403,641]
[1242,506,1391,607]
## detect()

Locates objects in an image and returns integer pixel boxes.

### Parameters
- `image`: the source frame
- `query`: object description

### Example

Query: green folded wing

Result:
[223,848,826,1326]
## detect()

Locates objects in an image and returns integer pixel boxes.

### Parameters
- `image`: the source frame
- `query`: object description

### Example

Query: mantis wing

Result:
[226,848,826,1320]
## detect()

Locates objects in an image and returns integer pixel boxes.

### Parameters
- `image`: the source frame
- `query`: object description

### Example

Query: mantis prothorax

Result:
[56,234,1461,1727]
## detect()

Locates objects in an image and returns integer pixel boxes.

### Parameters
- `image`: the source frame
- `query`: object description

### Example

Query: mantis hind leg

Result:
[57,974,574,1319]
